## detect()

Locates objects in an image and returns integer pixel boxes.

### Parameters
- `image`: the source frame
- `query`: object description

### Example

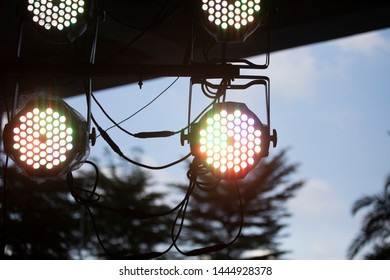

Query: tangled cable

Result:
[66,158,244,259]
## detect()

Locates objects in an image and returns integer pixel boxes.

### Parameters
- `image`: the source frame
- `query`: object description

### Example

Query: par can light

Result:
[188,102,270,179]
[3,96,90,177]
[22,0,94,43]
[199,0,264,42]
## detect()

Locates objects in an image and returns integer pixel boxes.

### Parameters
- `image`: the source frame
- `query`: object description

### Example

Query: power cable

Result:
[99,77,180,135]
[103,0,179,64]
[91,77,226,141]
[67,163,197,259]
[0,156,9,259]
[92,113,191,171]
[185,181,243,256]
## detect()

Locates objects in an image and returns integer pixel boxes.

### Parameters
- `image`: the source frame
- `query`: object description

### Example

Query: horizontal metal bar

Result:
[1,63,241,79]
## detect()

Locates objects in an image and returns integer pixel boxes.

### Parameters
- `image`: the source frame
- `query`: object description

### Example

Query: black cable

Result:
[172,167,244,257]
[120,151,191,171]
[101,77,180,134]
[170,179,196,255]
[70,175,180,260]
[104,29,148,64]
[91,93,134,137]
[67,164,190,219]
[91,103,192,171]
[106,13,146,31]
[184,180,244,256]
[66,167,195,259]
[202,40,216,63]
[202,83,219,99]
[1,80,18,258]
[0,156,9,259]
[201,78,230,100]
[103,0,178,64]
[186,163,220,191]
[91,77,224,142]
[67,161,100,204]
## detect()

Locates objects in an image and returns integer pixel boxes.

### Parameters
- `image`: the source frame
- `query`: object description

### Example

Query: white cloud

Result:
[334,31,390,55]
[271,48,318,100]
[245,30,390,103]
[289,179,344,216]
[285,179,356,259]
[249,47,319,101]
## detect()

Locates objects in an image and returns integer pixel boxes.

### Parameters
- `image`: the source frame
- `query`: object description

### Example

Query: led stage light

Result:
[189,102,270,179]
[23,0,93,43]
[200,0,264,42]
[3,96,89,177]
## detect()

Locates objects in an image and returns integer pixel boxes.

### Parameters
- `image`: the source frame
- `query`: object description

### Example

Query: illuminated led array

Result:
[201,0,261,30]
[27,0,86,31]
[196,104,263,177]
[11,107,74,171]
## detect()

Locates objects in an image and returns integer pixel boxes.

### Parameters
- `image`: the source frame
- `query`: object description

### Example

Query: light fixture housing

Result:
[3,95,90,177]
[189,102,270,179]
[22,0,94,43]
[199,0,264,43]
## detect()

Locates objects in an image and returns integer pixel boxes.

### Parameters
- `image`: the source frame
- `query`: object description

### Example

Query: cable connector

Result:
[134,131,175,139]
[97,126,123,156]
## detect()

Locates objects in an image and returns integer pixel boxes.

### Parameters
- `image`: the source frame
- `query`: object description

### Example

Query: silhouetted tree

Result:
[0,167,80,259]
[171,149,304,259]
[80,157,172,258]
[347,175,390,259]
[0,155,172,259]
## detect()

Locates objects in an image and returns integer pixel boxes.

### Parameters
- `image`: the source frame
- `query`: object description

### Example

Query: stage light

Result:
[188,102,270,179]
[23,0,93,43]
[200,0,264,42]
[3,96,90,177]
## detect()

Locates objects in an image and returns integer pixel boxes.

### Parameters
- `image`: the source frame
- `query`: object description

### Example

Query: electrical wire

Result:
[91,77,226,142]
[93,112,191,170]
[68,159,193,219]
[106,13,146,31]
[105,0,177,31]
[100,77,180,134]
[171,181,195,255]
[1,80,19,258]
[66,162,198,259]
[68,161,101,203]
[103,0,180,64]
[174,179,244,257]
[0,156,9,259]
[92,93,133,137]
[76,174,193,219]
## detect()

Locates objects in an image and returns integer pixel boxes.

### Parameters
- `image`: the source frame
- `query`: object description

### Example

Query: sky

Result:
[65,28,390,260]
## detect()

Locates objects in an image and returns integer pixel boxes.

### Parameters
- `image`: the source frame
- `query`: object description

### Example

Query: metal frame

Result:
[191,75,275,144]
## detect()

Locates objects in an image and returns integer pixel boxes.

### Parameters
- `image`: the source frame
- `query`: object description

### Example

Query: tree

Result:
[80,157,173,258]
[171,149,304,259]
[1,168,80,259]
[347,175,390,259]
[0,154,173,259]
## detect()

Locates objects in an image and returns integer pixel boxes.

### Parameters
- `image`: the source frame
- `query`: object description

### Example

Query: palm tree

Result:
[347,175,390,259]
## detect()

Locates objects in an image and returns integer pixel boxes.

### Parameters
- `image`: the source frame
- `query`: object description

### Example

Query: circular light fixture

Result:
[189,102,270,179]
[23,0,93,43]
[200,0,264,42]
[3,96,90,177]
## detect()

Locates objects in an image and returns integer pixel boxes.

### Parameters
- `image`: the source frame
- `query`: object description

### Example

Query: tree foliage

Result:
[347,175,390,259]
[171,149,304,259]
[1,149,303,259]
[0,157,172,259]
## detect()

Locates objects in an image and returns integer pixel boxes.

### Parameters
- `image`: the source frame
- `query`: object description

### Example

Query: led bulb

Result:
[190,102,269,179]
[200,0,263,42]
[3,96,90,177]
[23,0,93,43]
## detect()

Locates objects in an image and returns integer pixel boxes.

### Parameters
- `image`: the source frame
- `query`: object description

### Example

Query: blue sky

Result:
[66,28,390,259]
